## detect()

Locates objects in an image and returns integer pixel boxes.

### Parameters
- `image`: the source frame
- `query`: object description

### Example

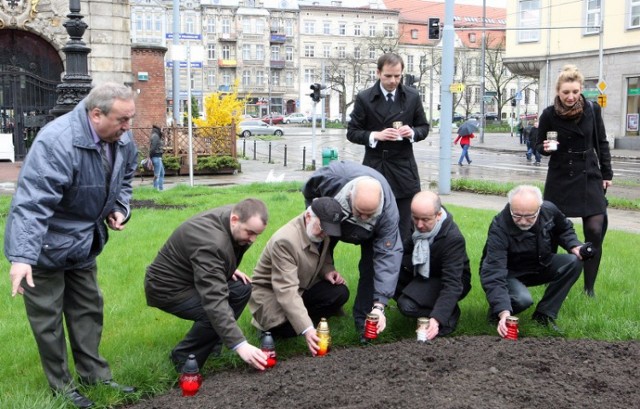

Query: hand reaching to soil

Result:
[236,343,268,371]
[370,308,386,334]
[303,328,320,356]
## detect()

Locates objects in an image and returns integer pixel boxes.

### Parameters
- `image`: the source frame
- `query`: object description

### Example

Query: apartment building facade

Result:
[503,0,640,148]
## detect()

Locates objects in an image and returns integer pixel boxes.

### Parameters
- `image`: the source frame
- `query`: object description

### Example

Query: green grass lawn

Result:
[1,182,638,408]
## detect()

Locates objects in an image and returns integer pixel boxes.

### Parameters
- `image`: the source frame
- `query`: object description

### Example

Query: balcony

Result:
[218,85,232,92]
[218,59,237,68]
[219,33,237,42]
[270,60,285,69]
[270,33,286,44]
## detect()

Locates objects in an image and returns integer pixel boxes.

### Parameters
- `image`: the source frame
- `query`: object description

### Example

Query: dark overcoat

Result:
[536,99,612,217]
[347,81,430,199]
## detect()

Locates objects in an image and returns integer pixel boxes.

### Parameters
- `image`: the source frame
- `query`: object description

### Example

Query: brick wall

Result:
[131,45,168,132]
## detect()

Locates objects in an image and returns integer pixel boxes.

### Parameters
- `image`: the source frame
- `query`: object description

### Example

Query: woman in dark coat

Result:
[536,64,612,297]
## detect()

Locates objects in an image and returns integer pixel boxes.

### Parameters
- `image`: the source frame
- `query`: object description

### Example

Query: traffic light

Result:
[511,99,517,107]
[428,18,440,40]
[404,74,416,88]
[437,103,441,110]
[310,83,325,102]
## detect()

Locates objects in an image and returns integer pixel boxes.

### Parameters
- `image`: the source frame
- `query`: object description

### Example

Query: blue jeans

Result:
[458,144,471,164]
[526,140,541,162]
[151,156,164,190]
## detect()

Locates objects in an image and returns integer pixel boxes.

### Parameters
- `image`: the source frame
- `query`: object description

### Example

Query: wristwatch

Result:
[372,305,385,314]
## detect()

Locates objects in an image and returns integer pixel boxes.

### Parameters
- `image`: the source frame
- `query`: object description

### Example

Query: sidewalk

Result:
[1,132,638,233]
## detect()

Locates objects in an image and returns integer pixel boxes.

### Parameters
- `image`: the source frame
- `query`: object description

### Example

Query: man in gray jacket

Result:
[145,199,270,373]
[302,161,402,341]
[4,82,138,408]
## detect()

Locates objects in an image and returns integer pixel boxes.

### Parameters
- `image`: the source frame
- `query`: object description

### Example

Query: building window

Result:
[207,70,216,87]
[256,45,264,60]
[354,47,361,59]
[286,71,293,86]
[145,15,152,31]
[384,25,394,37]
[222,45,231,59]
[304,45,315,57]
[271,71,280,86]
[355,72,361,84]
[242,44,251,60]
[411,29,418,39]
[243,18,252,34]
[242,70,251,86]
[304,21,315,34]
[354,24,361,36]
[630,0,640,28]
[256,70,264,86]
[285,19,293,36]
[369,24,376,36]
[406,55,414,72]
[369,47,376,59]
[271,45,280,60]
[324,21,331,35]
[256,19,265,34]
[223,72,231,86]
[206,17,215,33]
[323,44,331,58]
[419,85,426,103]
[304,68,315,83]
[338,46,346,59]
[186,16,194,33]
[584,0,601,34]
[286,47,293,61]
[339,23,346,35]
[155,15,162,32]
[518,0,540,42]
[135,15,142,31]
[469,33,476,43]
[222,18,230,34]
[207,44,216,60]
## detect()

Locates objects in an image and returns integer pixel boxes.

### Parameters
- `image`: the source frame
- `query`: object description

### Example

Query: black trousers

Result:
[268,280,349,338]
[161,279,251,370]
[508,253,582,319]
[23,264,112,391]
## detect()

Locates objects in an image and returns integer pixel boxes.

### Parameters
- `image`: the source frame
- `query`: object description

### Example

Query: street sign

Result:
[515,91,522,101]
[597,94,607,108]
[165,33,202,41]
[449,83,465,93]
[597,80,607,93]
[166,61,203,68]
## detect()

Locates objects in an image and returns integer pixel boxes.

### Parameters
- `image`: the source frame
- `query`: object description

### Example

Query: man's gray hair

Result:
[84,82,135,115]
[507,185,543,206]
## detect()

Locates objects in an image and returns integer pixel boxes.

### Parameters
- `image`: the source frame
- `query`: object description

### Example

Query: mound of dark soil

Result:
[124,336,639,409]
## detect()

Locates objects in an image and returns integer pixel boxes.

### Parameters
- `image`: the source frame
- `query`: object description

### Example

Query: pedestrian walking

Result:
[454,132,474,166]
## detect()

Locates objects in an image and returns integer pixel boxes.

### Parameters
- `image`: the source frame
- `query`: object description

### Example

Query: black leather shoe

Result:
[532,312,563,334]
[100,380,136,394]
[59,389,94,408]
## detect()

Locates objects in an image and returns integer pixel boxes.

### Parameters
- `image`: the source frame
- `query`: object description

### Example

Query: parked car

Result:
[452,113,465,122]
[261,114,284,124]
[484,112,499,121]
[283,113,308,124]
[238,120,284,137]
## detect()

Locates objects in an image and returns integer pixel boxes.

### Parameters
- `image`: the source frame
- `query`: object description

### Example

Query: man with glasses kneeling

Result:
[480,185,591,336]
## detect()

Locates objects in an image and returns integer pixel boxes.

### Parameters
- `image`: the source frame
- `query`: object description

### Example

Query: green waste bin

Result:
[322,147,339,166]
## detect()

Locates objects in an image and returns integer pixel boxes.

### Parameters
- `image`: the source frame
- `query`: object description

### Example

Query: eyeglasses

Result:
[510,207,540,221]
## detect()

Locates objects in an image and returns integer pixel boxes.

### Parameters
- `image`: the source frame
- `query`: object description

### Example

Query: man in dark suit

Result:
[347,52,430,244]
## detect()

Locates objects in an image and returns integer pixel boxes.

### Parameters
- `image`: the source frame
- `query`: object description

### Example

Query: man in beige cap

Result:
[250,197,349,356]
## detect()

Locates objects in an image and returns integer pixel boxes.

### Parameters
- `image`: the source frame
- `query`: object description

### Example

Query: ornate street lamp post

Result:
[50,0,92,117]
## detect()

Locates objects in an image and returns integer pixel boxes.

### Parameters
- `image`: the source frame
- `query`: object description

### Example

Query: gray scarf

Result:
[412,209,447,279]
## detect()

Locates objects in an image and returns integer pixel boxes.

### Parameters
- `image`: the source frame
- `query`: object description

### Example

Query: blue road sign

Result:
[165,33,202,40]
[166,61,203,68]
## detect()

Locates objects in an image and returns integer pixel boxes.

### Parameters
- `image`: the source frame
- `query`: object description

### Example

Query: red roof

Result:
[383,0,506,48]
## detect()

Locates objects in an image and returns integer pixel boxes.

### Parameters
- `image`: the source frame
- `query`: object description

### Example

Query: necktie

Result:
[99,141,112,184]
[386,92,394,104]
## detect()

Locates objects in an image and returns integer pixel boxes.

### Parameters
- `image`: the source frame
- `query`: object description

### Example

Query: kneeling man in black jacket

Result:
[480,185,589,336]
